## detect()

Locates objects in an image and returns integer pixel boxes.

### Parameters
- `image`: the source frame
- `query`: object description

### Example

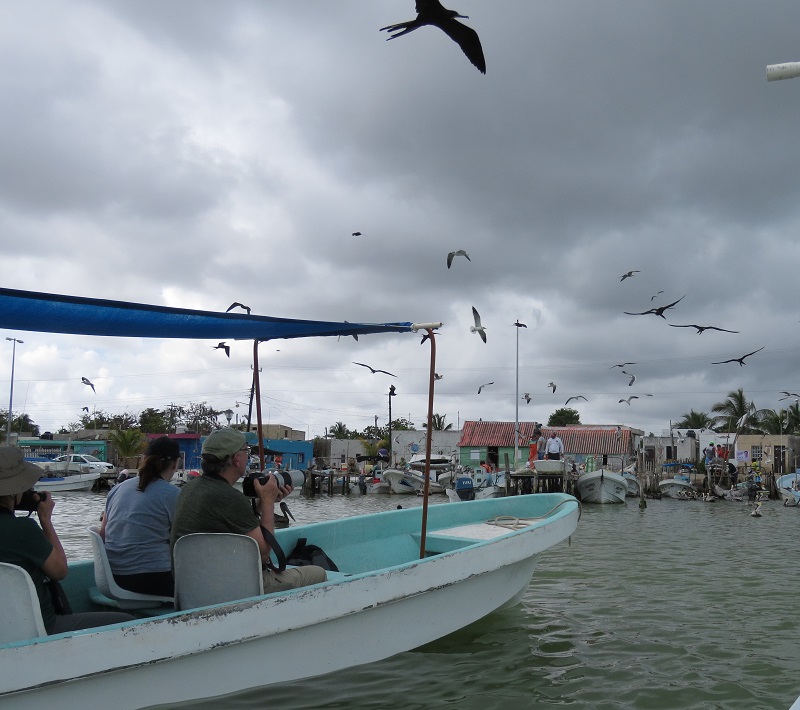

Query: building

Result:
[325,430,462,469]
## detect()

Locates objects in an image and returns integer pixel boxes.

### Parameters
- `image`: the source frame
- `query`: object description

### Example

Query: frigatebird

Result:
[353,362,397,377]
[470,307,487,343]
[668,324,739,334]
[513,320,527,329]
[620,270,640,281]
[212,342,230,358]
[380,0,486,74]
[446,249,471,268]
[226,302,251,315]
[624,295,685,319]
[711,346,765,366]
[81,377,96,394]
[352,232,362,237]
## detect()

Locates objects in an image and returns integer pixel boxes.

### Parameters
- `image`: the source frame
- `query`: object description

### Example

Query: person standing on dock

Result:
[545,432,564,460]
[536,429,547,460]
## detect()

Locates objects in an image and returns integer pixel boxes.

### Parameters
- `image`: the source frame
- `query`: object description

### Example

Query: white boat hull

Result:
[575,469,627,504]
[0,494,579,709]
[446,485,504,502]
[621,471,640,497]
[659,478,695,498]
[383,469,444,495]
[33,472,101,492]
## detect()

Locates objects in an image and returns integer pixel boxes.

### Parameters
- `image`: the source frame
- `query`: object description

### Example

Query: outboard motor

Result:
[454,474,475,501]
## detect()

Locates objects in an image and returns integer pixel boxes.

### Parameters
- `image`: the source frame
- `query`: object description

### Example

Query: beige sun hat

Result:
[0,446,43,495]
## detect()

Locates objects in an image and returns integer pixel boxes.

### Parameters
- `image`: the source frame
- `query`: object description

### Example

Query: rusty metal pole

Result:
[419,328,437,559]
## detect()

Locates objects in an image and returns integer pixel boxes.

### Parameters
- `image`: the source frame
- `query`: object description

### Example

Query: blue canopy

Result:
[0,288,414,341]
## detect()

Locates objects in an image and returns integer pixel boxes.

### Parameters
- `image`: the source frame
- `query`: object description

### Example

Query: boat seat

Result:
[0,563,47,642]
[173,533,263,611]
[87,526,174,610]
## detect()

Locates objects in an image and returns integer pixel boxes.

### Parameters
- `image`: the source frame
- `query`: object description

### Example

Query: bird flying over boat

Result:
[619,396,639,405]
[81,377,96,393]
[226,302,251,315]
[212,342,230,358]
[565,395,587,405]
[352,362,397,377]
[711,346,765,366]
[621,371,636,386]
[610,362,636,369]
[620,270,640,281]
[522,393,531,404]
[513,320,527,328]
[380,0,486,74]
[547,382,557,393]
[446,249,471,269]
[624,295,685,319]
[477,381,494,394]
[668,324,739,334]
[651,291,664,301]
[470,307,487,343]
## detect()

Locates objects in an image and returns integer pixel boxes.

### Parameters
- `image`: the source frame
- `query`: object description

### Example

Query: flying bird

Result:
[547,382,557,393]
[620,270,640,281]
[81,377,96,393]
[651,291,664,301]
[446,249,471,269]
[352,362,397,377]
[779,391,800,400]
[711,346,765,366]
[621,371,636,386]
[619,396,639,405]
[668,324,739,334]
[610,362,636,369]
[565,395,588,405]
[212,342,230,358]
[513,320,527,328]
[352,232,362,237]
[624,295,685,319]
[226,302,251,315]
[470,307,487,343]
[434,373,443,380]
[380,0,486,74]
[81,406,89,412]
[477,381,494,394]
[522,393,531,404]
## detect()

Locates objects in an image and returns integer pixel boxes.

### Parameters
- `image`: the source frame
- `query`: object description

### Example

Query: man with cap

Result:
[0,446,134,634]
[171,429,326,593]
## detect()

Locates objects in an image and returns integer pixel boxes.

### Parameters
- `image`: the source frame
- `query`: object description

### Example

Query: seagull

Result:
[610,362,636,369]
[650,291,664,301]
[779,391,800,400]
[513,320,527,328]
[477,381,494,394]
[434,373,443,380]
[212,342,230,358]
[470,307,487,343]
[619,396,639,405]
[446,249,471,269]
[352,232,362,236]
[522,393,531,404]
[81,377,96,393]
[620,270,640,281]
[621,371,636,386]
[380,0,486,74]
[565,395,587,405]
[624,295,685,319]
[668,324,739,334]
[226,302,251,315]
[547,382,557,393]
[352,362,397,377]
[711,346,765,366]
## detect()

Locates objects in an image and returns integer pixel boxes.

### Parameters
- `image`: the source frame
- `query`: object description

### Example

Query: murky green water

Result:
[52,492,799,709]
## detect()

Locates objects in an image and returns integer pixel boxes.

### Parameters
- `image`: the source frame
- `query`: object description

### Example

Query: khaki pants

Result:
[263,565,327,593]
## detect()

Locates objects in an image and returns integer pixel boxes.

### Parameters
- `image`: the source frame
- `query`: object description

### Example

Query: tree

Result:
[328,422,351,439]
[391,418,415,431]
[758,409,788,435]
[182,402,222,435]
[359,424,387,441]
[422,413,453,431]
[108,428,145,465]
[139,408,169,433]
[0,411,40,438]
[674,409,715,430]
[787,402,800,435]
[711,388,766,433]
[548,408,580,426]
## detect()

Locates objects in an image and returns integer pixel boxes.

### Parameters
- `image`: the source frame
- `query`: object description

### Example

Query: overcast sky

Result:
[2,0,800,440]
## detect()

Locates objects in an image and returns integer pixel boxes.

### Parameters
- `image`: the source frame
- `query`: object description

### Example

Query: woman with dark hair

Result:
[100,437,181,596]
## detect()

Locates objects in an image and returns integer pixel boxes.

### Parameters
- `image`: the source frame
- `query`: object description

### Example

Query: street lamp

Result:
[388,385,397,465]
[5,338,23,445]
[513,320,527,468]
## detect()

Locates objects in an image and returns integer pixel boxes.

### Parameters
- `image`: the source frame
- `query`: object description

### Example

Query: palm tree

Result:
[759,409,789,435]
[328,422,350,439]
[710,388,766,433]
[787,402,800,435]
[673,409,715,430]
[108,429,145,467]
[422,413,453,431]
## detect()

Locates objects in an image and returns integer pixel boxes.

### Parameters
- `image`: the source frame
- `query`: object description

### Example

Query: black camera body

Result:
[241,470,293,498]
[14,489,47,512]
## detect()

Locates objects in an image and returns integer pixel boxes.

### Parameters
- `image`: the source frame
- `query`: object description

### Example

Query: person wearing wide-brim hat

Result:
[0,446,134,635]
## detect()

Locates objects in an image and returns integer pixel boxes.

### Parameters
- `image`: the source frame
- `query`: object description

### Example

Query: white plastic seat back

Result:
[173,533,263,611]
[87,526,173,608]
[0,563,47,642]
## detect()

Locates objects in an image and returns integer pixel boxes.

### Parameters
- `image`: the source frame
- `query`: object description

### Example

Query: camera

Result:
[14,489,47,512]
[241,470,296,498]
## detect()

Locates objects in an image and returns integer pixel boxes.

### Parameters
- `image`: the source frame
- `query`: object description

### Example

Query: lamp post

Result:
[388,385,397,465]
[5,337,22,445]
[513,320,527,468]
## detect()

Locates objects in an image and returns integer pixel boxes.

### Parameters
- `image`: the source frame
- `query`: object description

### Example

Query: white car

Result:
[52,454,115,473]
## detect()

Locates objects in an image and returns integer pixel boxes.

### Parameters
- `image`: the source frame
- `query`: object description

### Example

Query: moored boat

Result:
[659,475,695,498]
[575,469,627,504]
[0,493,580,709]
[33,471,101,492]
[621,469,640,497]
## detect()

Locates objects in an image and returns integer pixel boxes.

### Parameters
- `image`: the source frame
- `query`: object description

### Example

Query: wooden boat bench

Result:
[411,522,512,556]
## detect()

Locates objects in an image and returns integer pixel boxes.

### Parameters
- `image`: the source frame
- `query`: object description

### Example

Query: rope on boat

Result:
[486,499,581,530]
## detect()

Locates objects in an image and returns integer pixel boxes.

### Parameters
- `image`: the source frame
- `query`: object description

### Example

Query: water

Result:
[50,492,800,709]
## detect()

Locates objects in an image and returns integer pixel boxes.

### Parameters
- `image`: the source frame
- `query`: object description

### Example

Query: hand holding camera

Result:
[14,489,52,516]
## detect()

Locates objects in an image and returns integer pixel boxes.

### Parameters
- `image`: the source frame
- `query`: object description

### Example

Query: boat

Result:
[776,473,800,506]
[383,468,445,495]
[0,493,580,709]
[621,468,640,497]
[33,471,102,492]
[445,470,506,502]
[659,475,695,498]
[574,468,627,504]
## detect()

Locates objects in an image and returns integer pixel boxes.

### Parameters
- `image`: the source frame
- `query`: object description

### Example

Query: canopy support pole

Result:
[253,340,265,469]
[418,328,437,559]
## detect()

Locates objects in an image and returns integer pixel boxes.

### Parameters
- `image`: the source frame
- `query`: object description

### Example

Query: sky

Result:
[2,0,800,440]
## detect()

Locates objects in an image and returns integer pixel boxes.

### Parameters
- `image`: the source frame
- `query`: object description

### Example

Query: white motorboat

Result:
[0,494,580,709]
[776,473,800,506]
[659,475,695,498]
[383,468,445,495]
[621,469,640,497]
[33,472,101,492]
[574,469,627,504]
[445,471,506,502]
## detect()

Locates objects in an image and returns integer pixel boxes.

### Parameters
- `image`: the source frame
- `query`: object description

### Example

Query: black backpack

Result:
[285,537,339,572]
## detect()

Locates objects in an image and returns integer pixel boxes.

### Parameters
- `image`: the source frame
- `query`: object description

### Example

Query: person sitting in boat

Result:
[100,437,182,597]
[0,446,134,634]
[170,429,326,593]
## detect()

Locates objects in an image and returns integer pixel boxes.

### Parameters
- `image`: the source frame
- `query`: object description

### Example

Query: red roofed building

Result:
[457,421,642,470]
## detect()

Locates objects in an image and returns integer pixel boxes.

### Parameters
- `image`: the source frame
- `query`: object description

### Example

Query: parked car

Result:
[50,454,115,473]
